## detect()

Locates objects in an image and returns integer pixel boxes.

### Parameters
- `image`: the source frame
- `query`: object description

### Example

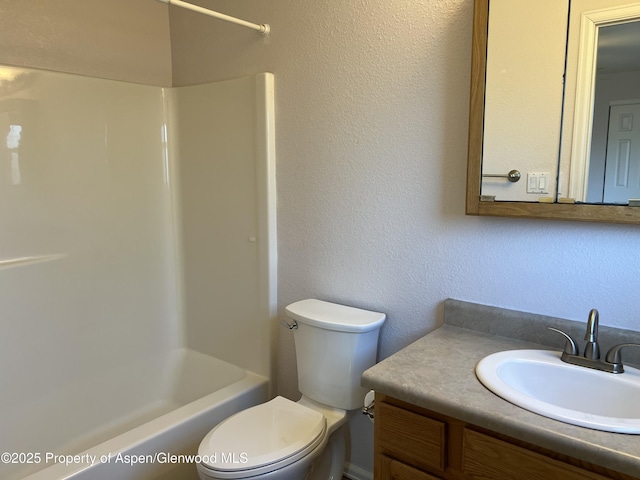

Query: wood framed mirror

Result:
[466,0,640,224]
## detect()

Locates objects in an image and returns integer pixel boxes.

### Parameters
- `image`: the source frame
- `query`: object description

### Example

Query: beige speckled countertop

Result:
[362,315,640,478]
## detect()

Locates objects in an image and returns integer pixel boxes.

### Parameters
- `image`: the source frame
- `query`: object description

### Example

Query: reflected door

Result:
[603,103,640,203]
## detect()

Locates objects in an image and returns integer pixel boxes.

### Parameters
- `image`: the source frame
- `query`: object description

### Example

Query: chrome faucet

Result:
[548,308,640,374]
[583,308,600,360]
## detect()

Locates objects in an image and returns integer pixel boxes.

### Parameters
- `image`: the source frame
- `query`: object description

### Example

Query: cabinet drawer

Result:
[377,401,446,473]
[380,454,443,480]
[462,428,612,480]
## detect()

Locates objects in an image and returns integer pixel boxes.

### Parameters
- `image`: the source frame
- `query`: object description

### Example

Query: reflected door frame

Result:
[568,3,640,202]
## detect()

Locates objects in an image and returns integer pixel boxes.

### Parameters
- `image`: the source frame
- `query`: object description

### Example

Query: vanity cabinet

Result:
[374,394,638,480]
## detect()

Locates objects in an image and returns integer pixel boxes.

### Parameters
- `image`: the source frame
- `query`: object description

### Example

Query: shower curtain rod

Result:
[157,0,270,35]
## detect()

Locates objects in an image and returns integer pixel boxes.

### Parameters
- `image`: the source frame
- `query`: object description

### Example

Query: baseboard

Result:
[343,463,373,480]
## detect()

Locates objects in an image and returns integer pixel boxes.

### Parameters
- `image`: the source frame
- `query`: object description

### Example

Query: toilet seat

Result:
[198,396,327,478]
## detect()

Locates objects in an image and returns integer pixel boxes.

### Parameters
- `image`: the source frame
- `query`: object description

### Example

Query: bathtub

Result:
[7,349,268,480]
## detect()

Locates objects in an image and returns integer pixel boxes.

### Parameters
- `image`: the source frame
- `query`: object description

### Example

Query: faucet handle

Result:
[604,343,640,374]
[548,327,579,356]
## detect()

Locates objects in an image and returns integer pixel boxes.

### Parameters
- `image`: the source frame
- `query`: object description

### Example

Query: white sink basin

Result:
[475,349,640,434]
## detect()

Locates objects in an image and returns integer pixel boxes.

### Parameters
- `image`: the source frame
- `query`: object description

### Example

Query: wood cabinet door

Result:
[462,429,613,480]
[376,400,446,473]
[379,455,444,480]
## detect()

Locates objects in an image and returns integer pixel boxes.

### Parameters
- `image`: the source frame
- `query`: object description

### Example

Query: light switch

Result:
[527,172,550,194]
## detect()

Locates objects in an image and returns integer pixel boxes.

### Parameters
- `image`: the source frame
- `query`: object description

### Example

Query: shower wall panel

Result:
[168,74,274,379]
[0,66,179,465]
[0,67,275,474]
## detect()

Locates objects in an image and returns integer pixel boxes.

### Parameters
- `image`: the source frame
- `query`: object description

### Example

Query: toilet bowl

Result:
[197,299,386,480]
[197,396,347,480]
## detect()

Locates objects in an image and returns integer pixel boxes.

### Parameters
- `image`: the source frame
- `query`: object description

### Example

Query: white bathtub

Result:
[6,349,268,480]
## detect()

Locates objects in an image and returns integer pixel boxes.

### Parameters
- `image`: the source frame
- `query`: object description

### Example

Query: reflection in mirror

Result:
[580,21,640,203]
[563,2,640,205]
[480,1,640,206]
[466,0,640,223]
[480,0,568,202]
[591,22,640,203]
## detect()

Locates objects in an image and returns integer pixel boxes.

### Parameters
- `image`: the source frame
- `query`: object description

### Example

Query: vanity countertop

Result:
[362,323,640,478]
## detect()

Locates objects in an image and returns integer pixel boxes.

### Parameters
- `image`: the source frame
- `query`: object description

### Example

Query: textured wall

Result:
[168,0,640,393]
[0,0,172,86]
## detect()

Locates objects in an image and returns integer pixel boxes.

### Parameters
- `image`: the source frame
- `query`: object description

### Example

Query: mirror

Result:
[564,5,640,204]
[466,0,640,223]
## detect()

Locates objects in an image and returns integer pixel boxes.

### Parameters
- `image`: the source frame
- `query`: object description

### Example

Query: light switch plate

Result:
[527,172,550,194]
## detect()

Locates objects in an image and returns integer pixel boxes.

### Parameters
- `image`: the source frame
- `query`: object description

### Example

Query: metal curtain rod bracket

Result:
[157,0,270,36]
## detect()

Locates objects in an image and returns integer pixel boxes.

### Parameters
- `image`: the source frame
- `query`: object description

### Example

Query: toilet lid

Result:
[199,396,326,472]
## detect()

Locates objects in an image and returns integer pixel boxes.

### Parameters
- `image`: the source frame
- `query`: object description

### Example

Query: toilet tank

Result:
[285,299,386,410]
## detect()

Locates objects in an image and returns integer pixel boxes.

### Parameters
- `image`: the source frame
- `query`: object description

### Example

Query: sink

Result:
[475,349,640,434]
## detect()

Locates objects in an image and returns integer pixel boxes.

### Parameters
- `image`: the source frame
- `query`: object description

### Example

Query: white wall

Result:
[482,0,567,201]
[168,0,640,474]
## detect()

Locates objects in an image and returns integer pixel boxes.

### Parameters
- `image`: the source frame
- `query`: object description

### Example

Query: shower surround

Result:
[0,66,276,480]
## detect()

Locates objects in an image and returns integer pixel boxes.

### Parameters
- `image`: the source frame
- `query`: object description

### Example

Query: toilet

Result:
[197,299,386,480]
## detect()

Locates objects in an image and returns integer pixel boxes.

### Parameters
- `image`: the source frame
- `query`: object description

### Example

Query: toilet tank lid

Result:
[285,299,386,333]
